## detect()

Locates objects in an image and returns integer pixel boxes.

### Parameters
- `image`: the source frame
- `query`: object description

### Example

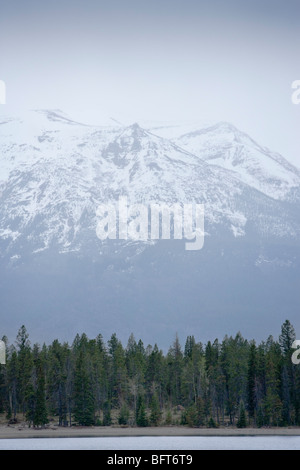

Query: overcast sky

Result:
[1,0,299,165]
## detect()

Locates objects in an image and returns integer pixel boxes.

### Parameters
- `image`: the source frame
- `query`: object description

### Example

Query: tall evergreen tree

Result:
[48,340,68,426]
[237,400,247,428]
[33,358,48,427]
[73,350,95,426]
[167,334,183,405]
[264,336,282,426]
[16,325,33,416]
[118,402,130,425]
[149,392,161,426]
[279,320,297,424]
[136,394,148,427]
[6,348,18,420]
[247,342,257,421]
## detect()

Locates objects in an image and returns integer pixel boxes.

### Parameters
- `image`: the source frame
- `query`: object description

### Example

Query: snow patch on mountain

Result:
[171,122,300,201]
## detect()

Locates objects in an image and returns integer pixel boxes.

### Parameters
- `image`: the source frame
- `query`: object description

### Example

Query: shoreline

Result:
[1,425,300,439]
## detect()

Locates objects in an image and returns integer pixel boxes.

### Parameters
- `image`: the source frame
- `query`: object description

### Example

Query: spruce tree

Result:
[279,320,296,357]
[7,349,18,420]
[247,342,257,421]
[48,340,68,426]
[118,402,130,425]
[136,395,148,427]
[16,325,33,415]
[196,397,206,426]
[25,382,35,427]
[103,400,112,426]
[237,401,247,428]
[279,320,297,425]
[73,350,95,426]
[149,392,161,426]
[33,360,48,427]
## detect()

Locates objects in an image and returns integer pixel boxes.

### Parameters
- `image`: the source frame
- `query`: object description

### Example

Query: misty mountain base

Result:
[1,320,300,429]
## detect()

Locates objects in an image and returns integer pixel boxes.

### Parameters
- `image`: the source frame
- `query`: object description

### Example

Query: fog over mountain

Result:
[0,110,299,348]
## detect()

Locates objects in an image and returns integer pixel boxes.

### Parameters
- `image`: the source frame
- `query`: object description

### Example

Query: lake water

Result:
[0,436,299,450]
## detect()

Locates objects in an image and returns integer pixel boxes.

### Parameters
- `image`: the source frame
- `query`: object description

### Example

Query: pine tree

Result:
[48,340,68,426]
[16,325,33,416]
[103,400,112,426]
[149,392,161,426]
[118,402,130,425]
[196,397,206,426]
[165,408,172,425]
[184,404,198,427]
[279,320,296,357]
[33,359,48,427]
[184,336,196,360]
[264,336,282,426]
[279,320,297,425]
[7,349,18,420]
[145,344,165,410]
[247,342,257,421]
[73,350,95,426]
[281,365,291,426]
[207,416,217,428]
[25,382,35,427]
[237,400,247,428]
[167,334,183,405]
[256,404,265,428]
[108,334,127,407]
[136,394,148,427]
[0,363,7,414]
[90,335,108,424]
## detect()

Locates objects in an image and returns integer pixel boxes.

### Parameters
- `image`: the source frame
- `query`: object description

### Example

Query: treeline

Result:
[0,320,299,428]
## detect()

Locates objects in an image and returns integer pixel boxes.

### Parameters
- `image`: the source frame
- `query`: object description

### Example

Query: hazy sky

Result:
[1,0,299,164]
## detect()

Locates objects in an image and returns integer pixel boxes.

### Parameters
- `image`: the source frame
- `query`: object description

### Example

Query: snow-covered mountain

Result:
[166,121,300,202]
[0,110,299,346]
[0,110,299,259]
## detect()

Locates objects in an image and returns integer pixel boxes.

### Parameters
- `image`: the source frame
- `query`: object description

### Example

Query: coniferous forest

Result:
[0,320,299,429]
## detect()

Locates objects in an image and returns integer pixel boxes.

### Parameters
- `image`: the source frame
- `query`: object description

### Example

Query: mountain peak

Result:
[126,122,147,135]
[130,122,141,130]
[116,123,150,144]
